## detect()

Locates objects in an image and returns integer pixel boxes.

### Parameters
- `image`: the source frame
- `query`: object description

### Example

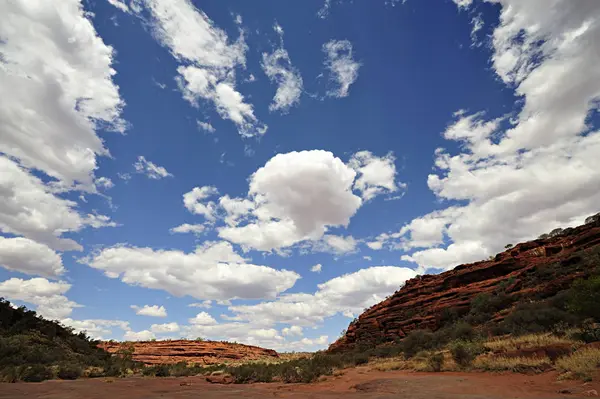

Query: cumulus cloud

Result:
[261,23,303,113]
[131,304,168,317]
[228,266,416,327]
[282,325,303,337]
[0,156,116,251]
[95,177,115,190]
[183,186,220,222]
[134,0,266,136]
[124,329,155,341]
[219,150,362,251]
[0,237,65,277]
[169,223,206,235]
[62,318,131,340]
[0,0,126,189]
[348,151,403,201]
[310,264,322,273]
[133,156,173,179]
[85,241,300,300]
[107,0,130,13]
[151,322,180,334]
[322,40,361,98]
[311,234,358,255]
[197,120,216,133]
[120,265,413,351]
[189,311,217,325]
[394,0,600,272]
[0,277,80,320]
[189,300,212,309]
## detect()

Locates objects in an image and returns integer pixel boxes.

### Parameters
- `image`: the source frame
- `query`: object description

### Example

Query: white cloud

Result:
[452,0,472,9]
[118,172,132,181]
[197,120,216,133]
[261,23,303,113]
[348,151,403,201]
[189,311,217,325]
[282,325,303,337]
[169,223,206,235]
[62,318,131,340]
[107,0,130,13]
[323,40,361,98]
[124,329,155,341]
[131,304,168,317]
[397,0,600,272]
[471,13,484,46]
[85,241,300,301]
[219,195,255,226]
[138,0,266,136]
[183,186,220,222]
[0,0,126,188]
[0,156,116,251]
[0,236,65,277]
[189,300,212,309]
[133,156,173,179]
[95,177,114,190]
[0,277,80,320]
[228,266,416,327]
[152,266,412,351]
[151,322,180,334]
[310,263,322,273]
[219,150,362,252]
[311,234,358,255]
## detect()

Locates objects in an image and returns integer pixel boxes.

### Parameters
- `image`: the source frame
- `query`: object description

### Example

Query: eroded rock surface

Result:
[98,340,279,365]
[329,219,600,352]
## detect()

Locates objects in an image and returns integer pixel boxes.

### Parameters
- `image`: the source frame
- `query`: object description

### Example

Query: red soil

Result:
[1,367,598,399]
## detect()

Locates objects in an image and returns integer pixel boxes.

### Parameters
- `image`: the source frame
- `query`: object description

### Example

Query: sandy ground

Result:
[1,367,598,399]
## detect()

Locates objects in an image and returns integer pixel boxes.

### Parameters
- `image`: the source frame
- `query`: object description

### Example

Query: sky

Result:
[1,0,600,352]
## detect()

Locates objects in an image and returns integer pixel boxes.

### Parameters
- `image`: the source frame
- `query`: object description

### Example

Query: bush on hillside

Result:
[567,276,600,321]
[401,330,434,358]
[19,364,54,382]
[500,302,577,335]
[426,352,444,372]
[57,364,83,380]
[449,341,483,368]
[0,298,136,382]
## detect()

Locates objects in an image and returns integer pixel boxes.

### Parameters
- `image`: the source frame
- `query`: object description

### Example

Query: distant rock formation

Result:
[329,217,600,352]
[98,340,279,365]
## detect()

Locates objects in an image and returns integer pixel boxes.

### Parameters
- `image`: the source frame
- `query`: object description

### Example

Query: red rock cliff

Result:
[329,218,600,352]
[98,340,279,365]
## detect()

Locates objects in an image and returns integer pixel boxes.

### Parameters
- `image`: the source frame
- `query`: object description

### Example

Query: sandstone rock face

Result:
[329,219,600,352]
[98,340,279,365]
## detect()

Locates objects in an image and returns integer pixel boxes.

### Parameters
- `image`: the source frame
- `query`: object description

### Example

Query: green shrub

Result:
[568,276,600,321]
[450,341,482,368]
[402,330,434,358]
[426,352,444,372]
[57,364,82,380]
[142,364,171,377]
[0,366,19,383]
[500,302,577,334]
[19,364,54,382]
[170,362,193,377]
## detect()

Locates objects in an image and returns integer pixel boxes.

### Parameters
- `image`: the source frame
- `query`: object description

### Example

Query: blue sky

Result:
[1,0,600,351]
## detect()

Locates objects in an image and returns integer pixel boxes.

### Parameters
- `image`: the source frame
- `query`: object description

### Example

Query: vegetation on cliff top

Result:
[0,298,138,382]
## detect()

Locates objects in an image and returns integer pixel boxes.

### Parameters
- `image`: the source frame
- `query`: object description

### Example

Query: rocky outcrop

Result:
[98,340,279,365]
[329,218,600,352]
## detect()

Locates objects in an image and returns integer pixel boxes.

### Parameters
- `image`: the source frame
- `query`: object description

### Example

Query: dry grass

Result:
[473,355,551,372]
[555,347,600,381]
[371,357,411,372]
[483,333,581,353]
[371,351,460,372]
